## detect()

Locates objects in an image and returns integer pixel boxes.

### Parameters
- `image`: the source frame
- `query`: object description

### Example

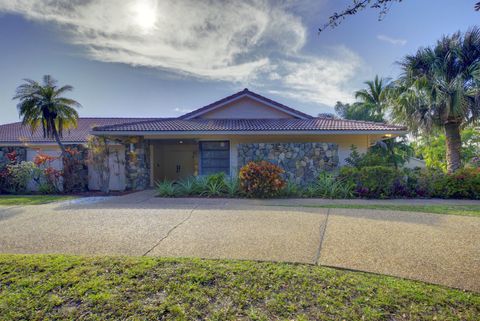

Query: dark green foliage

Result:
[341,166,480,199]
[345,143,412,169]
[339,166,408,198]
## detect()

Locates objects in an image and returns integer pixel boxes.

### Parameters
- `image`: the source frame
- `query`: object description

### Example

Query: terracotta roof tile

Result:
[0,117,406,144]
[93,118,407,133]
[0,118,153,144]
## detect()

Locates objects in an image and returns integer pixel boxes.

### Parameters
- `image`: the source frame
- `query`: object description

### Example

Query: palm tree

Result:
[354,75,389,122]
[390,27,480,172]
[13,75,81,154]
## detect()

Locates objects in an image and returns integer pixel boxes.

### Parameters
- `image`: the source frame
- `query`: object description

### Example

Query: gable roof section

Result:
[92,118,407,134]
[179,88,313,120]
[0,118,153,144]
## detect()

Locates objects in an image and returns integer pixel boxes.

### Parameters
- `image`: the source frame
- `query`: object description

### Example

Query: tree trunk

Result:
[444,122,462,173]
[51,123,66,156]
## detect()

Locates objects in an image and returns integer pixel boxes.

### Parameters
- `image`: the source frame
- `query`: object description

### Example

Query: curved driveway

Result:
[0,191,479,292]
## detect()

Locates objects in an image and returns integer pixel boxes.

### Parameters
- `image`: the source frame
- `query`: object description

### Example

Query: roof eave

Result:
[91,130,408,136]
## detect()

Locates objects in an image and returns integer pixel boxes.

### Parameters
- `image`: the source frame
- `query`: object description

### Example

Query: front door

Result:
[164,150,194,181]
[153,142,196,182]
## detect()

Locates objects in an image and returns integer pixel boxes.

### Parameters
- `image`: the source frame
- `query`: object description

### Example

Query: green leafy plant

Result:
[239,161,286,198]
[3,161,40,194]
[306,172,354,199]
[224,176,240,198]
[177,178,199,196]
[279,181,302,198]
[155,180,179,197]
[339,166,408,199]
[202,179,226,197]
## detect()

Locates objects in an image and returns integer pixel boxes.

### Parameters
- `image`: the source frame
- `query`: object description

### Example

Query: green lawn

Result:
[0,195,75,206]
[0,255,478,320]
[274,204,480,217]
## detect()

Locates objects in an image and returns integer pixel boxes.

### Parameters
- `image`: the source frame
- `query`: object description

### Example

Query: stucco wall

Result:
[143,133,374,178]
[199,97,295,119]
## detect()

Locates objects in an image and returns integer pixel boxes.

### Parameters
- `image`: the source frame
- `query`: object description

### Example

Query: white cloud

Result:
[377,34,407,46]
[0,0,362,107]
[263,47,363,106]
[173,107,192,114]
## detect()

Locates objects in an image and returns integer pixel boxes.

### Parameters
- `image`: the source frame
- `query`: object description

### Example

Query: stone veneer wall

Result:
[125,137,150,190]
[0,147,27,169]
[237,142,339,185]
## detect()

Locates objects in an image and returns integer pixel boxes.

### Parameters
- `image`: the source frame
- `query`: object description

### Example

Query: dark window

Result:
[199,141,230,175]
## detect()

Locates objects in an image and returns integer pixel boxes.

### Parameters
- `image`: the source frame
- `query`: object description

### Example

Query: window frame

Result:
[199,140,231,176]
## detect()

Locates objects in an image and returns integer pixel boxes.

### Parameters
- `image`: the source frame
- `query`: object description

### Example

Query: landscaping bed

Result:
[0,255,478,320]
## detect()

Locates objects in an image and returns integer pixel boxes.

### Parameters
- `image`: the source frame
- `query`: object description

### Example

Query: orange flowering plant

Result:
[33,152,62,193]
[239,161,286,198]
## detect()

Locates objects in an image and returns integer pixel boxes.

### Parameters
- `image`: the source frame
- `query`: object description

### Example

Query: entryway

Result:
[151,140,197,182]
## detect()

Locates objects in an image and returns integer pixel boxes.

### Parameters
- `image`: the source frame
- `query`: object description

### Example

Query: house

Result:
[0,89,407,191]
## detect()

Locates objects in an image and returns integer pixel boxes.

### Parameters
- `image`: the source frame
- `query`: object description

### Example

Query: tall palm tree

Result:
[13,75,81,154]
[390,27,480,172]
[354,75,389,122]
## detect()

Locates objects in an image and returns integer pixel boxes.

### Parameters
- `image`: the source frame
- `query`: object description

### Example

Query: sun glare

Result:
[131,0,157,32]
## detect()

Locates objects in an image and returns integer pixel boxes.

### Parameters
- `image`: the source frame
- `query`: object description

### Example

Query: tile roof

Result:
[93,118,407,133]
[0,118,153,144]
[0,117,406,144]
[179,88,314,120]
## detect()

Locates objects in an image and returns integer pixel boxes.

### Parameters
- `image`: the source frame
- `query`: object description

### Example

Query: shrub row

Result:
[157,162,480,200]
[339,166,480,199]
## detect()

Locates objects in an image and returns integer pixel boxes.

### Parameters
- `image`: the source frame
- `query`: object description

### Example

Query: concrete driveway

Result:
[0,190,479,292]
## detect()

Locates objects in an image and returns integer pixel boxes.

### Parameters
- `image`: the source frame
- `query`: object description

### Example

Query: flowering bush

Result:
[33,153,62,193]
[239,161,286,198]
[441,168,480,199]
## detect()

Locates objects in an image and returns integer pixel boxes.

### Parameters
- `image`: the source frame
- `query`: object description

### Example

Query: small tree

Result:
[13,75,81,155]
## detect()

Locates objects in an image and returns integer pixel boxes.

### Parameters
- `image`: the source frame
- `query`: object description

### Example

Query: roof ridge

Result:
[179,89,313,120]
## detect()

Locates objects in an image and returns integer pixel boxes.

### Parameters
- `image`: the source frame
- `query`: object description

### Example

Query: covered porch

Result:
[148,139,230,185]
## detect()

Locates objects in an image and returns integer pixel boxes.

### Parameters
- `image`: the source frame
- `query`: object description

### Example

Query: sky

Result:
[0,0,478,124]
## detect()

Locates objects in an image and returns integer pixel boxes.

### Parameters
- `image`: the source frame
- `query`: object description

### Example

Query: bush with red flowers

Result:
[239,161,286,198]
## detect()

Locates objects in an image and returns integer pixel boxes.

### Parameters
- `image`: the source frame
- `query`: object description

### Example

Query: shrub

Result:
[442,168,480,199]
[239,161,286,198]
[339,166,408,199]
[33,153,62,193]
[156,180,179,197]
[2,161,40,194]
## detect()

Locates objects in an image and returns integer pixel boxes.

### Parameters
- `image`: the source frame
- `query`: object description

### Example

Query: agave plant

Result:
[313,172,354,199]
[224,176,240,198]
[156,180,179,197]
[177,177,199,196]
[202,179,226,197]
